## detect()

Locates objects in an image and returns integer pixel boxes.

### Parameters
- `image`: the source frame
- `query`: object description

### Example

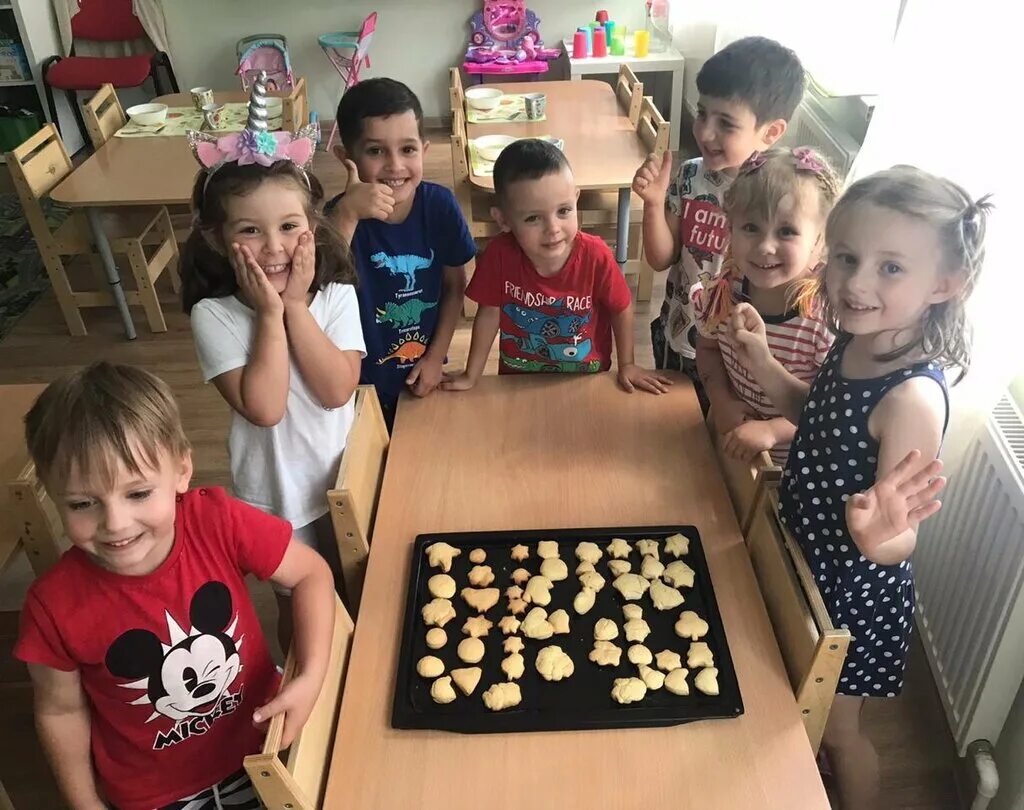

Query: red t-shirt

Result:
[467,231,632,373]
[15,487,290,810]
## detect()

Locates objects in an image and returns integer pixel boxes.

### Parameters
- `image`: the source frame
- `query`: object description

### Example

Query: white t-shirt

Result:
[191,283,366,527]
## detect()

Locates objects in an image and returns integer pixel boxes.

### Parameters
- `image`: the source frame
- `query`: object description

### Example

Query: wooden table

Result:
[324,374,828,809]
[466,80,648,268]
[0,384,47,575]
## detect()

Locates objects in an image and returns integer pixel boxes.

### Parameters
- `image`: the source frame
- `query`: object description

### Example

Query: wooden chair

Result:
[615,64,644,126]
[448,67,465,115]
[327,386,389,612]
[6,461,64,578]
[707,406,782,534]
[638,95,671,157]
[282,77,309,132]
[6,125,180,335]
[81,83,125,150]
[745,489,850,750]
[244,595,355,810]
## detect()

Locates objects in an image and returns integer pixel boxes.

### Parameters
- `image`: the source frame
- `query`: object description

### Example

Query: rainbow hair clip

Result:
[186,70,316,178]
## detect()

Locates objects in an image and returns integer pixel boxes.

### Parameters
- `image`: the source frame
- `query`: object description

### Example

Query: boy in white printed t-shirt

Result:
[631,36,806,411]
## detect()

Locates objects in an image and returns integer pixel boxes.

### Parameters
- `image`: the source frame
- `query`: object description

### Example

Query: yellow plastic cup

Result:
[634,29,650,58]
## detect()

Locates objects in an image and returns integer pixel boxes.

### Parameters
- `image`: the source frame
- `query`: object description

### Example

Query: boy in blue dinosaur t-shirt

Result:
[327,78,476,428]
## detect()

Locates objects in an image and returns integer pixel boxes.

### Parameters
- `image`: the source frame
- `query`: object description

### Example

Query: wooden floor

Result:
[0,130,964,809]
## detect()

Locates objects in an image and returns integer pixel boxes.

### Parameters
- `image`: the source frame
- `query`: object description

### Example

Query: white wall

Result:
[162,0,646,120]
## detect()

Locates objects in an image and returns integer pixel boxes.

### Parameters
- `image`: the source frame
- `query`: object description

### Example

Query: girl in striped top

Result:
[695,146,840,465]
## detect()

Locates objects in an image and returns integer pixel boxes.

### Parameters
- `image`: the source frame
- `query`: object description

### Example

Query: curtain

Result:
[52,0,172,61]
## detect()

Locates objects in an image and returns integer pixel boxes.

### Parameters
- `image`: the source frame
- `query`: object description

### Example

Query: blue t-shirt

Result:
[328,181,476,403]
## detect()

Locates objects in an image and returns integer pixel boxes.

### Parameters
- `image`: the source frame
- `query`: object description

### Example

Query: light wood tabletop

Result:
[324,373,828,809]
[466,80,649,192]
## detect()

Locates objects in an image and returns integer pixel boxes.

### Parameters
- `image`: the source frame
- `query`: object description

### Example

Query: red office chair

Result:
[41,0,178,144]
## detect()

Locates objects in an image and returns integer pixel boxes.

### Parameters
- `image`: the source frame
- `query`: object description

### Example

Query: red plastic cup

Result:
[572,30,588,58]
[592,26,607,57]
[596,9,609,23]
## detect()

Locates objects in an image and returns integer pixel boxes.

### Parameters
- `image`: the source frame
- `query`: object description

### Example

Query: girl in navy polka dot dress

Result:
[729,166,992,809]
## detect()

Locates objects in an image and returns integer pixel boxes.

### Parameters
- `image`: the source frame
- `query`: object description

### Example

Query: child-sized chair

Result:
[615,64,644,126]
[7,124,180,335]
[327,385,389,612]
[243,594,355,810]
[81,83,124,149]
[6,461,65,578]
[319,12,378,152]
[744,488,850,750]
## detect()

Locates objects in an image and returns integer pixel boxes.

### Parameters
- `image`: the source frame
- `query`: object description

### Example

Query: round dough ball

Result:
[457,636,485,664]
[512,567,531,585]
[427,574,456,599]
[540,557,569,582]
[417,655,444,678]
[627,644,653,666]
[594,618,619,641]
[425,628,447,649]
[431,676,457,704]
[469,548,487,564]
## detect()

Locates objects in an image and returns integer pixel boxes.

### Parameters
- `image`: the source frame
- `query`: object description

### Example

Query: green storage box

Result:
[0,108,41,152]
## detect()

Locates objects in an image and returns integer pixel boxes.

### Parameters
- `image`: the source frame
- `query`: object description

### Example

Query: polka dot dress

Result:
[779,337,948,697]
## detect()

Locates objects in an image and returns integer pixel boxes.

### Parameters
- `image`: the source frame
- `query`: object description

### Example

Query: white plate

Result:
[474,134,517,162]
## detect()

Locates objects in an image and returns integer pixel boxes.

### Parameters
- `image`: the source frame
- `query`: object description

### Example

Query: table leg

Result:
[86,207,136,340]
[616,187,630,271]
[669,66,684,153]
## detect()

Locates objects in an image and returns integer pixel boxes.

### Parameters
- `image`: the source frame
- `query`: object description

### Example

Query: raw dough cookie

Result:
[607,537,631,559]
[451,666,482,696]
[511,544,530,562]
[611,677,647,704]
[511,568,531,586]
[573,588,596,615]
[613,573,650,601]
[537,540,560,559]
[650,578,685,611]
[664,668,690,695]
[594,618,619,641]
[482,682,521,711]
[425,628,447,649]
[503,636,525,654]
[428,574,456,599]
[469,548,487,564]
[462,616,493,638]
[575,541,602,565]
[627,644,653,666]
[663,560,696,589]
[589,640,622,666]
[687,642,714,669]
[636,539,660,559]
[655,650,683,672]
[578,570,606,593]
[425,542,461,573]
[622,604,643,621]
[468,565,495,587]
[422,598,456,627]
[524,575,553,606]
[461,587,500,613]
[548,608,570,635]
[498,615,521,635]
[417,655,444,678]
[575,560,596,576]
[502,652,525,681]
[695,667,720,696]
[457,637,485,664]
[540,557,569,582]
[608,560,632,577]
[624,618,651,643]
[640,555,665,581]
[508,598,529,616]
[431,676,457,704]
[664,533,690,558]
[505,585,524,601]
[639,664,665,690]
[674,610,709,641]
[536,645,575,681]
[521,607,554,640]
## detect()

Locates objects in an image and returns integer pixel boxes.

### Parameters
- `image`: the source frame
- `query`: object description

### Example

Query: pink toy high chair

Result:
[319,11,377,151]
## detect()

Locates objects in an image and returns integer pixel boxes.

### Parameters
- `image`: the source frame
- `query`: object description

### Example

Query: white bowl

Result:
[465,87,504,111]
[126,103,168,126]
[475,134,517,162]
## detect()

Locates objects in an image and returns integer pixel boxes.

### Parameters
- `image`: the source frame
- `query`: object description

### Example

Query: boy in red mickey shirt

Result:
[442,139,671,393]
[14,362,334,810]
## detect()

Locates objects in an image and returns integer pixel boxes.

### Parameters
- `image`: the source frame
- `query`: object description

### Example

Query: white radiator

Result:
[915,394,1024,756]
[779,97,861,178]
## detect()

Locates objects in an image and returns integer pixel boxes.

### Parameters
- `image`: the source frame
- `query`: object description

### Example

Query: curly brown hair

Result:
[181,160,356,313]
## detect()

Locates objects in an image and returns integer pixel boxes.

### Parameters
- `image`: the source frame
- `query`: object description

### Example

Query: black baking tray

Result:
[392,526,743,733]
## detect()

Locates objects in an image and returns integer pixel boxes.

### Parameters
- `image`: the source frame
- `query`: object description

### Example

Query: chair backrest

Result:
[449,67,465,115]
[83,84,126,149]
[244,595,355,810]
[6,124,74,252]
[281,77,308,132]
[745,490,850,750]
[615,64,643,126]
[327,386,390,612]
[71,0,146,43]
[7,461,65,577]
[637,96,670,158]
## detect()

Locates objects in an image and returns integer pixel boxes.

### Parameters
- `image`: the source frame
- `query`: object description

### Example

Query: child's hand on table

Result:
[722,419,777,463]
[406,353,445,397]
[338,159,396,222]
[439,371,477,392]
[618,363,673,395]
[631,150,674,207]
[253,670,321,749]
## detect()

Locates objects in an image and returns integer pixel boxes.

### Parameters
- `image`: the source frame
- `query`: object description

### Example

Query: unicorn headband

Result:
[186,70,316,187]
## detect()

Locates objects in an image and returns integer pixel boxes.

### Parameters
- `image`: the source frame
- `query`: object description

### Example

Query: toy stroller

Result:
[318,11,377,151]
[237,34,294,92]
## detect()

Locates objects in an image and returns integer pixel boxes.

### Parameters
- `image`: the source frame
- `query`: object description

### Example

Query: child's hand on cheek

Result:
[282,231,315,307]
[231,243,283,317]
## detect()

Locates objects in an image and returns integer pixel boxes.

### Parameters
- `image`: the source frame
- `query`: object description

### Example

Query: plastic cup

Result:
[573,30,588,58]
[610,37,625,56]
[596,9,609,23]
[524,93,547,120]
[633,29,650,58]
[604,21,615,43]
[592,27,607,57]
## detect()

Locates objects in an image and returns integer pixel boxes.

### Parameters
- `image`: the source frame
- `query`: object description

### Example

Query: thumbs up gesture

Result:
[631,150,674,206]
[339,159,396,222]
